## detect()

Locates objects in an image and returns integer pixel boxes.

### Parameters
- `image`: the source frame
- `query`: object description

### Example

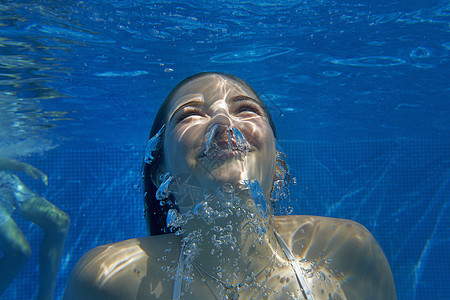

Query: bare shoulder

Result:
[273,215,397,300]
[64,235,181,300]
[273,215,373,250]
[274,214,368,233]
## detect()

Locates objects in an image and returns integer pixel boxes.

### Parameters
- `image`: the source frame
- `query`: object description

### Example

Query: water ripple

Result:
[329,56,407,67]
[94,70,149,77]
[210,45,294,63]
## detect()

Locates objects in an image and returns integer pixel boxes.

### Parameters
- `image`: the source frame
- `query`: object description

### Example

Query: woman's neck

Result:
[179,195,277,289]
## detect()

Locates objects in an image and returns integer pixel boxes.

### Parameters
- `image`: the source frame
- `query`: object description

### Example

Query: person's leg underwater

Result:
[20,192,70,300]
[0,217,32,295]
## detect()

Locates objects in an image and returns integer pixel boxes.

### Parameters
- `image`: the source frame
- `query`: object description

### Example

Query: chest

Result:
[160,263,347,300]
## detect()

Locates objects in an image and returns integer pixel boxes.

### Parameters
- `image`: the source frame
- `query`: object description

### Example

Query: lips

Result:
[199,141,237,158]
[199,138,254,159]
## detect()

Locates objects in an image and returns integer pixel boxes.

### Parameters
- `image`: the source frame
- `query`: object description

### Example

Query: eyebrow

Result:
[228,95,263,106]
[168,98,203,122]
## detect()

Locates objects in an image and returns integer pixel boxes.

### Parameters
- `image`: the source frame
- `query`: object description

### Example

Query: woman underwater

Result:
[64,72,396,299]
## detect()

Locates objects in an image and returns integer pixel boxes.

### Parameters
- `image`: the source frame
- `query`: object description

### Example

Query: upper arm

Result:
[64,248,108,300]
[63,238,160,300]
[324,220,397,300]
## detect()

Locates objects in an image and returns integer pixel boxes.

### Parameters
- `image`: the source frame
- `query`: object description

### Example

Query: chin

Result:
[195,159,245,189]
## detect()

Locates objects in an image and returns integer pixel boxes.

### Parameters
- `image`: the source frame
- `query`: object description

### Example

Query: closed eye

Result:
[175,108,205,123]
[234,101,263,116]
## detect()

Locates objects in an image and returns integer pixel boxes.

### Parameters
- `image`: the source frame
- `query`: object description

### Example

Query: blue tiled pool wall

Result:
[2,138,449,299]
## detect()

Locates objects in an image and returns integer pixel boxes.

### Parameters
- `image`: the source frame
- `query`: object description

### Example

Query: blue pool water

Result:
[1,0,449,299]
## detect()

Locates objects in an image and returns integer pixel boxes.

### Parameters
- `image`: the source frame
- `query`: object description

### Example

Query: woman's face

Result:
[162,74,276,197]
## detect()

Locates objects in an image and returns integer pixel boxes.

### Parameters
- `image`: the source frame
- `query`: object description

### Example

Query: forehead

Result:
[169,74,258,109]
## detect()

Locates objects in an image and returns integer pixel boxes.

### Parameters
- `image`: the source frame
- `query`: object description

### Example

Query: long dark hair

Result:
[143,72,277,235]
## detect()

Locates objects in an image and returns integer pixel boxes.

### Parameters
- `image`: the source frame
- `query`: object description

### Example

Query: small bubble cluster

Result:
[144,125,165,165]
[157,177,275,292]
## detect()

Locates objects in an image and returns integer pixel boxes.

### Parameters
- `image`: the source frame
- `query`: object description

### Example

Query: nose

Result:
[205,113,233,136]
[205,114,233,148]
[210,113,232,127]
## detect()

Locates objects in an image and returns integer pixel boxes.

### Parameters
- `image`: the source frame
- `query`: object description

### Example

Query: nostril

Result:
[212,124,230,140]
[203,124,232,155]
[203,124,254,158]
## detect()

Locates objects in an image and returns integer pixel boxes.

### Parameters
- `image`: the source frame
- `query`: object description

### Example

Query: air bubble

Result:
[410,46,431,58]
[144,125,165,164]
[316,271,326,281]
[156,173,174,200]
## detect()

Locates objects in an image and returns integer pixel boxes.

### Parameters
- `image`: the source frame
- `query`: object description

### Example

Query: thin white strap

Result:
[274,230,315,300]
[172,245,185,300]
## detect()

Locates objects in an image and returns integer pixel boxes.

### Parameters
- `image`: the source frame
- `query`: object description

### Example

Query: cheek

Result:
[238,119,274,149]
[238,119,276,164]
[176,122,206,150]
[164,124,205,172]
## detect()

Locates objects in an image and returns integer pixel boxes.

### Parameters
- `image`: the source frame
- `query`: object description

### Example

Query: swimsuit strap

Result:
[172,244,185,300]
[172,230,315,300]
[273,229,315,300]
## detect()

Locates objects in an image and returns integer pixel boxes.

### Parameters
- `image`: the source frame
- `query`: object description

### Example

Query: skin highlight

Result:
[64,73,397,300]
